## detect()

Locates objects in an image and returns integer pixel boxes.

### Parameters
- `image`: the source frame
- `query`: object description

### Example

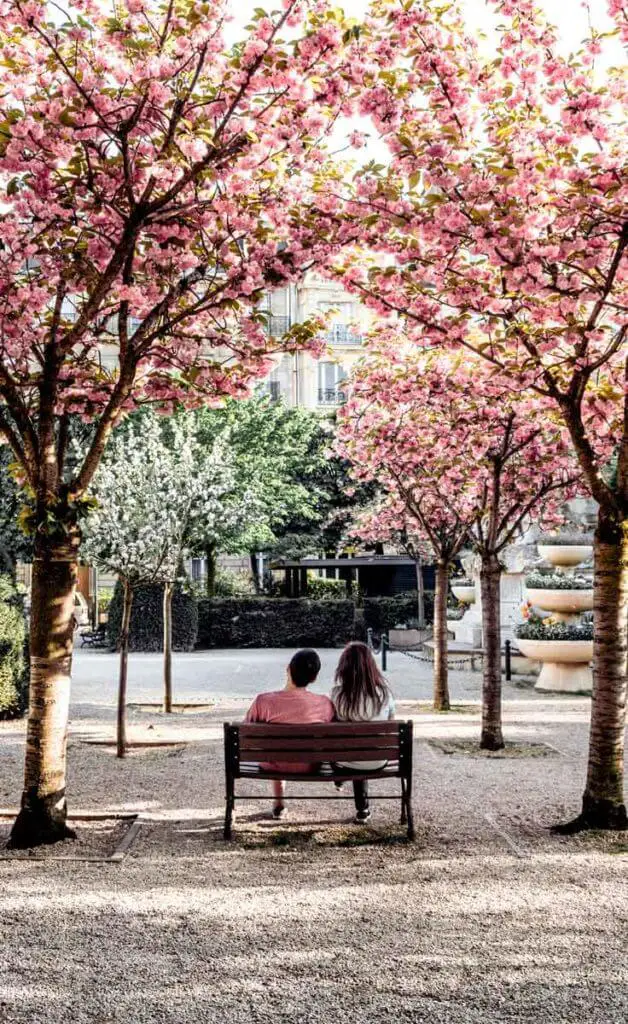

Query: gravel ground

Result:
[1,671,627,1023]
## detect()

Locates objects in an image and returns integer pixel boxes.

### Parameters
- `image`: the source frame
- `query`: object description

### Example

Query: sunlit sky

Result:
[228,0,619,54]
[226,0,622,160]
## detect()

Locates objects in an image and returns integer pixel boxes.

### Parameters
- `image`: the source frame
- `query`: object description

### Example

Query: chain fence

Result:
[367,629,516,679]
[387,644,481,671]
[366,627,487,672]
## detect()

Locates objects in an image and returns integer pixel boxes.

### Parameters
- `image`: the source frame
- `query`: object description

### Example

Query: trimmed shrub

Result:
[363,591,434,639]
[306,575,347,599]
[197,597,355,648]
[0,574,29,719]
[108,581,198,652]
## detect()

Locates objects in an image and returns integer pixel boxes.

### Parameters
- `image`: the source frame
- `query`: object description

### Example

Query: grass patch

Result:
[410,702,479,715]
[428,739,558,759]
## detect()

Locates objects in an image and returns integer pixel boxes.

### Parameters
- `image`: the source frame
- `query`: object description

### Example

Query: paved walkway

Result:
[70,645,551,707]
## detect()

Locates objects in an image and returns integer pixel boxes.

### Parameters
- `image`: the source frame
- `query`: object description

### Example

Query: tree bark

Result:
[205,543,216,598]
[480,552,504,751]
[116,580,133,759]
[433,560,451,711]
[163,582,173,713]
[8,531,79,848]
[576,510,627,829]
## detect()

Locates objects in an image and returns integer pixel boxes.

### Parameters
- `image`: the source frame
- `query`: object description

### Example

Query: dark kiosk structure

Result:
[269,555,434,599]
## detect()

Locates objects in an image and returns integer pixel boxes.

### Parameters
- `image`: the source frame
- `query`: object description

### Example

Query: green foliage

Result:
[306,575,347,599]
[0,448,32,571]
[193,396,327,555]
[0,574,28,719]
[197,597,356,648]
[188,568,256,599]
[98,589,114,613]
[363,592,434,638]
[516,620,594,641]
[193,396,375,560]
[107,582,198,652]
[525,572,592,590]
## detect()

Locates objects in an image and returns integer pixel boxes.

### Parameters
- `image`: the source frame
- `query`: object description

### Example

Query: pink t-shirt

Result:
[245,688,335,773]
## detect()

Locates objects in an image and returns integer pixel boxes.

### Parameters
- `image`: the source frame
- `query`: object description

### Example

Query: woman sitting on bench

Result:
[331,642,396,824]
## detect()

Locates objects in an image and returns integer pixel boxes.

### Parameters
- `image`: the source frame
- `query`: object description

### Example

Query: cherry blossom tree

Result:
[337,337,579,747]
[333,0,628,829]
[0,0,363,846]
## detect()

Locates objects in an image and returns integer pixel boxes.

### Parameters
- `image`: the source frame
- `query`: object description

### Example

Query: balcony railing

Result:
[263,315,290,336]
[326,325,362,346]
[318,388,347,406]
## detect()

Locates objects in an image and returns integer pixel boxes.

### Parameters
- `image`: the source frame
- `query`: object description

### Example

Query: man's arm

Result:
[244,696,261,723]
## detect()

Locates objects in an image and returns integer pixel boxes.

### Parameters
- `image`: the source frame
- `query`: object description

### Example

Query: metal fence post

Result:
[382,633,388,671]
[505,639,511,681]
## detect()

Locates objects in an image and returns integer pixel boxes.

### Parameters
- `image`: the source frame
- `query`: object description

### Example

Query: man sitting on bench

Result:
[245,648,334,820]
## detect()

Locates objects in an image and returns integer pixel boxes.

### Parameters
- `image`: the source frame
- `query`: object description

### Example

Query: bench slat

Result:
[234,749,400,764]
[237,764,400,781]
[238,736,401,753]
[238,722,400,739]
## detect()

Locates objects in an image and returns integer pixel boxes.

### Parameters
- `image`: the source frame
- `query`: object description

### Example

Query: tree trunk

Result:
[163,582,173,713]
[205,543,216,598]
[480,552,504,751]
[577,510,627,829]
[116,580,133,759]
[433,559,450,711]
[8,532,79,848]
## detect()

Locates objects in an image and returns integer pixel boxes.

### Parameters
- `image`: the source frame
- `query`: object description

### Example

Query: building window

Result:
[317,362,347,406]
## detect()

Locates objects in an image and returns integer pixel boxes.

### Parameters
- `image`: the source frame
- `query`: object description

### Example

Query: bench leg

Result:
[405,776,415,842]
[400,777,407,825]
[224,771,235,840]
[224,796,234,840]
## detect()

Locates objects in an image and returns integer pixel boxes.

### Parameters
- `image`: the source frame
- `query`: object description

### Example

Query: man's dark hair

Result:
[289,648,321,688]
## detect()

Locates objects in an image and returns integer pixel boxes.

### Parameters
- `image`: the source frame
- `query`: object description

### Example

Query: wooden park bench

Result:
[223,720,415,841]
[80,623,109,648]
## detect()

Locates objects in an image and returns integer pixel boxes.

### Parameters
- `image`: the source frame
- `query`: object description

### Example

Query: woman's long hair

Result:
[333,641,389,721]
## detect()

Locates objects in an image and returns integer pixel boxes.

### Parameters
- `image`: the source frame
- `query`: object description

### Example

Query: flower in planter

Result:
[525,572,592,591]
[516,620,594,642]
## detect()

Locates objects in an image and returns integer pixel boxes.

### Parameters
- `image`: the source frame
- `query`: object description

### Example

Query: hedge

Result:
[197,597,356,648]
[108,582,198,652]
[0,574,29,719]
[363,591,434,638]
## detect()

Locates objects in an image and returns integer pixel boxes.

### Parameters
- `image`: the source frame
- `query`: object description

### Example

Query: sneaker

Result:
[272,805,287,820]
[354,808,372,824]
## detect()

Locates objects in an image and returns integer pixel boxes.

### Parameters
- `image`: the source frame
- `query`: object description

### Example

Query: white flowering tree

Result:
[82,412,242,756]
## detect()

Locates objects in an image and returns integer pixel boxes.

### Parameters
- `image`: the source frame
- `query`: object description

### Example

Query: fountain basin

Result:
[526,588,593,615]
[537,544,593,568]
[517,638,593,694]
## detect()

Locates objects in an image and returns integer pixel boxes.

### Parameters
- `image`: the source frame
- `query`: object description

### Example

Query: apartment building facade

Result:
[260,273,369,411]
